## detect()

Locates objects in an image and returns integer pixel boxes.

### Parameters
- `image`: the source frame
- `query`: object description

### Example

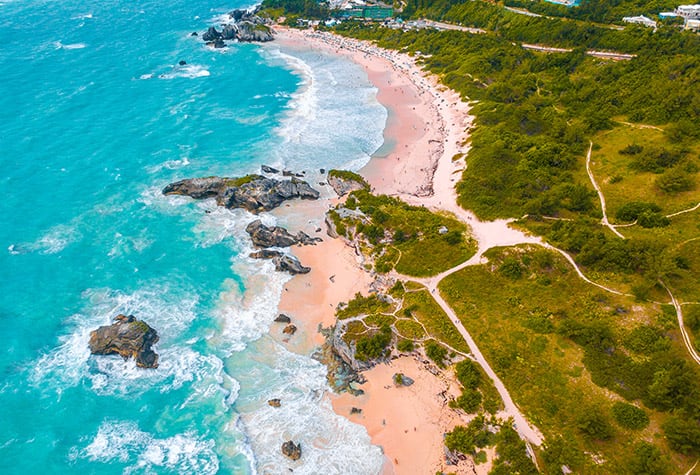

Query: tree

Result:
[630,442,668,475]
[612,402,649,430]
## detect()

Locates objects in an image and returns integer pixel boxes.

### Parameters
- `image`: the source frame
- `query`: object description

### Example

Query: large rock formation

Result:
[245,219,322,248]
[327,170,370,197]
[199,7,274,48]
[162,175,319,213]
[281,440,302,461]
[248,249,311,275]
[88,314,159,368]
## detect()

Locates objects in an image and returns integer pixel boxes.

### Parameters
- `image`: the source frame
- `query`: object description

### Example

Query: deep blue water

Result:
[0,0,386,472]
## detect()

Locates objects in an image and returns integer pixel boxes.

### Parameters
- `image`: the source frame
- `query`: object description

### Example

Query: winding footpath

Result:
[662,281,700,366]
[585,141,626,239]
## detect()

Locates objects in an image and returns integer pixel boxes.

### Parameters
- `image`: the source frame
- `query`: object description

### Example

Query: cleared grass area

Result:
[438,245,696,473]
[403,286,470,354]
[590,125,700,222]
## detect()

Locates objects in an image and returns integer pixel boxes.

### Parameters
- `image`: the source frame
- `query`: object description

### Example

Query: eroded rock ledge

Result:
[162,175,319,213]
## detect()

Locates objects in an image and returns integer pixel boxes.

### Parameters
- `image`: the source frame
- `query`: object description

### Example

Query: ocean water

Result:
[0,0,386,473]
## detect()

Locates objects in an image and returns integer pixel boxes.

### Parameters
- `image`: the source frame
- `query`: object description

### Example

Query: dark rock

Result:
[275,314,291,323]
[221,24,237,40]
[191,32,199,36]
[206,38,226,48]
[261,165,280,174]
[281,441,301,461]
[88,314,159,368]
[273,254,310,274]
[320,168,326,174]
[246,219,299,248]
[268,398,281,408]
[162,175,320,214]
[393,373,414,387]
[250,249,282,260]
[178,60,187,66]
[283,324,297,335]
[350,407,362,414]
[296,231,322,246]
[202,26,222,42]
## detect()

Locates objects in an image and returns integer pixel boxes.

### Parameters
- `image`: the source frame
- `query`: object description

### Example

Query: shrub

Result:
[455,359,482,389]
[612,402,649,430]
[450,388,482,413]
[615,202,661,222]
[425,340,448,367]
[656,169,694,193]
[629,442,668,475]
[576,410,613,440]
[355,325,392,361]
[397,339,414,352]
[499,257,524,279]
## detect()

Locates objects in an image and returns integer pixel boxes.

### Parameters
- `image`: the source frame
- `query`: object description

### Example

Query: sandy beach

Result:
[270,26,483,474]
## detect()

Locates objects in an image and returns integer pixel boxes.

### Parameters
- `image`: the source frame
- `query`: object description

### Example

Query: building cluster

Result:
[332,0,394,20]
[623,4,700,31]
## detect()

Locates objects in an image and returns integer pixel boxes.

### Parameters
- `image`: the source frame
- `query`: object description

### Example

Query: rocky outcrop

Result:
[261,165,279,174]
[282,440,302,461]
[162,175,319,213]
[393,373,415,387]
[327,170,370,197]
[248,249,311,275]
[268,398,281,408]
[199,7,274,48]
[88,314,159,368]
[283,324,297,335]
[245,219,322,248]
[274,254,310,274]
[275,314,291,323]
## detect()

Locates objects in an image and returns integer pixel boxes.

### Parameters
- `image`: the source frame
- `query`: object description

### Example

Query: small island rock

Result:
[283,324,297,335]
[88,314,159,368]
[282,440,302,461]
[275,314,291,323]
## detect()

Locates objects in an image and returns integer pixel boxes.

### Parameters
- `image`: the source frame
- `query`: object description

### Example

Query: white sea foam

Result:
[145,156,190,174]
[239,342,384,474]
[159,64,210,80]
[17,223,82,254]
[30,286,231,405]
[260,45,386,174]
[78,420,219,474]
[54,41,87,50]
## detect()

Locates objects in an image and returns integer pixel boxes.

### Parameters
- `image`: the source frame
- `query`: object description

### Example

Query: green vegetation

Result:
[425,340,448,367]
[612,402,649,430]
[450,359,504,414]
[225,174,262,187]
[327,169,370,190]
[331,190,476,276]
[336,292,391,320]
[439,245,699,472]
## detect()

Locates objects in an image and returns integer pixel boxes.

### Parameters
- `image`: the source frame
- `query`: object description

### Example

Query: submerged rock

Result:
[162,175,319,214]
[88,314,159,368]
[282,440,302,461]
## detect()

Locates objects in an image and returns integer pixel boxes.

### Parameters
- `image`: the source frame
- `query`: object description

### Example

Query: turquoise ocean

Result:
[0,0,387,472]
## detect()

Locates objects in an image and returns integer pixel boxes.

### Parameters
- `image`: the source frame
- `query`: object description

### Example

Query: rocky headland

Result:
[88,314,160,368]
[245,219,322,248]
[200,7,274,48]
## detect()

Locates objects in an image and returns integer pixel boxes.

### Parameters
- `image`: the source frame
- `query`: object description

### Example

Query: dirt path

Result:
[585,141,626,239]
[662,281,700,366]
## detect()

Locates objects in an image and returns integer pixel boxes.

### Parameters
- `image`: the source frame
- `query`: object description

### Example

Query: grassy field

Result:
[590,124,700,222]
[438,245,697,473]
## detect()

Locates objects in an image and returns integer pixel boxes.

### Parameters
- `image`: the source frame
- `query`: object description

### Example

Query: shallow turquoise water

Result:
[0,0,386,472]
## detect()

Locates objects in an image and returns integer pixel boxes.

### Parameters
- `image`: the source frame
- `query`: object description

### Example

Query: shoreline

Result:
[270,26,482,474]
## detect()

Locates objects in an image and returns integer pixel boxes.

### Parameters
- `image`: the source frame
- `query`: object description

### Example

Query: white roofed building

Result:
[622,15,657,27]
[676,4,700,19]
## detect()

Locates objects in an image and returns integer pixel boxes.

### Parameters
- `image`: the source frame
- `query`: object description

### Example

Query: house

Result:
[676,4,700,19]
[622,15,657,27]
